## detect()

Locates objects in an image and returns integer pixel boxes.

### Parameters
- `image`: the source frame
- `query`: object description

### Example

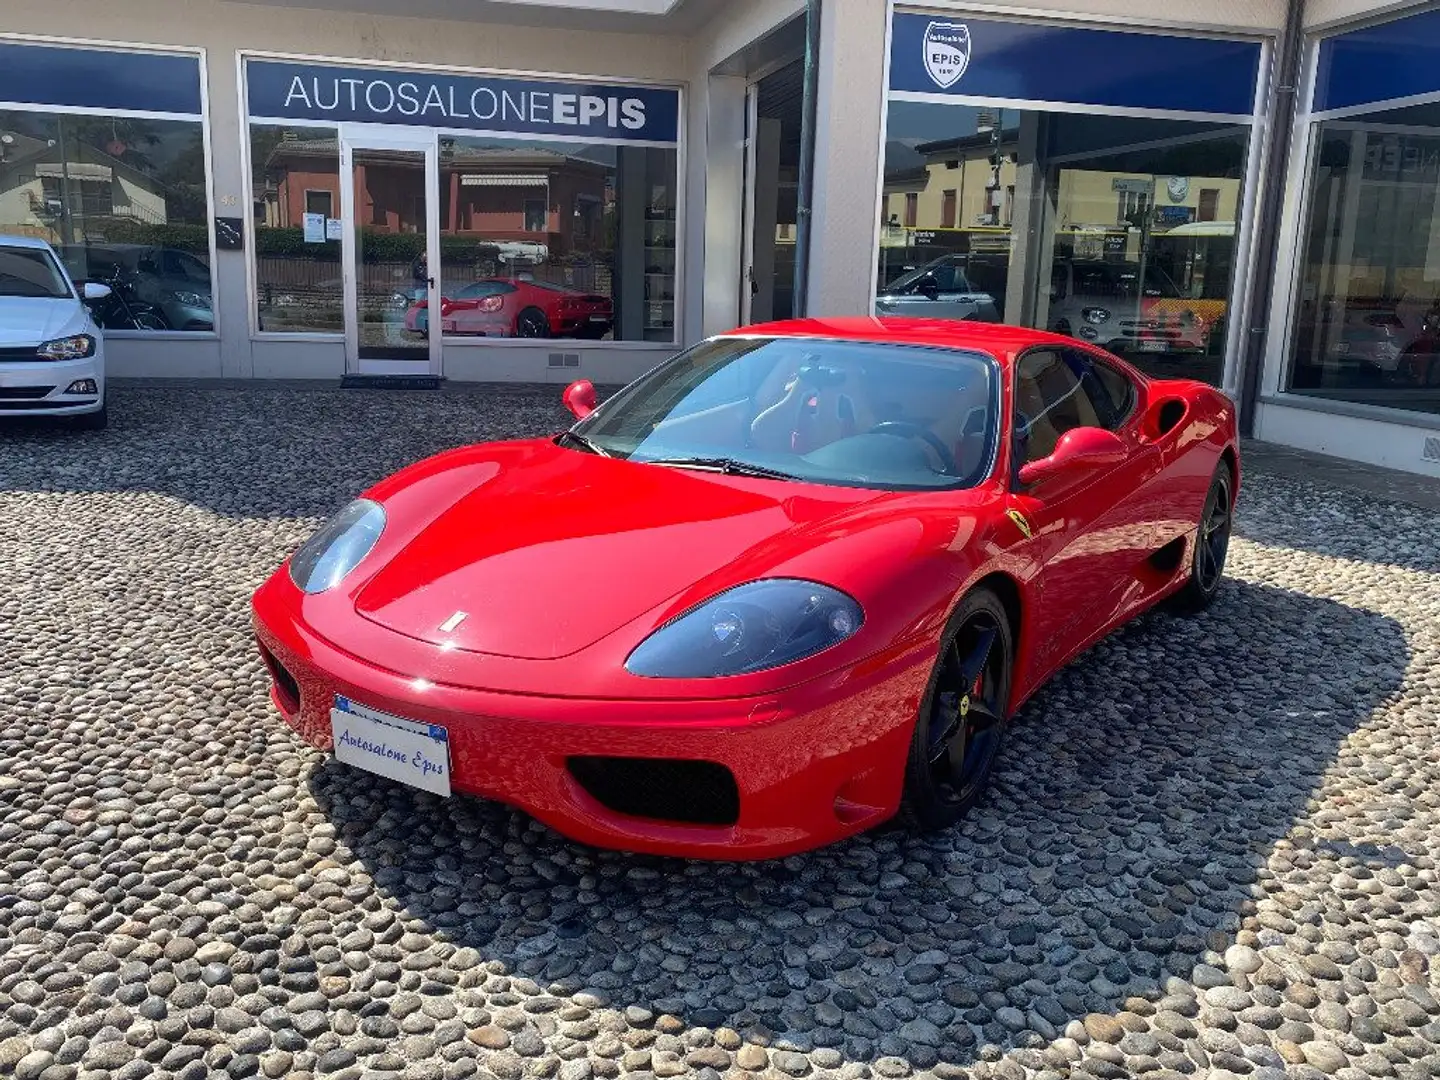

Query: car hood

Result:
[351,441,890,661]
[0,297,87,346]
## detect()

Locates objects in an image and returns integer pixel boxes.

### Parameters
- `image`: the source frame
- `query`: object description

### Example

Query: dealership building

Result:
[2,0,1440,476]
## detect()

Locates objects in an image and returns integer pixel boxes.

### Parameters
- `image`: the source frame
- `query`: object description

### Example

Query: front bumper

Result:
[252,601,931,860]
[0,356,104,415]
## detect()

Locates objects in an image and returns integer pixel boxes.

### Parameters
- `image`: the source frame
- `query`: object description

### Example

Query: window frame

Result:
[304,189,335,218]
[1009,344,1139,482]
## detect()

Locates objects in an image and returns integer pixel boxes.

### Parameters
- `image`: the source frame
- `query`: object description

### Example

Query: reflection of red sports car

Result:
[253,318,1240,859]
[404,279,612,339]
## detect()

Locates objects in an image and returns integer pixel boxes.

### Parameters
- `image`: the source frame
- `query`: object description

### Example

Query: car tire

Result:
[898,587,1012,832]
[1171,461,1234,614]
[70,404,108,431]
[516,307,549,338]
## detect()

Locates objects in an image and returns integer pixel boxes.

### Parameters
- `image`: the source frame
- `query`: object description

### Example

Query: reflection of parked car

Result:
[407,279,613,339]
[1049,260,1208,355]
[58,244,213,331]
[1292,301,1409,382]
[875,254,1002,322]
[0,235,110,429]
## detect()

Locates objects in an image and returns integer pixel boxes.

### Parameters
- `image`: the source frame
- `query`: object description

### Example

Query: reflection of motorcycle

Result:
[88,268,171,331]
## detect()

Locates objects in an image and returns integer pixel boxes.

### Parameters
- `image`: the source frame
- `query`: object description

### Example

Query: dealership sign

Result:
[247,60,680,144]
[888,12,1262,119]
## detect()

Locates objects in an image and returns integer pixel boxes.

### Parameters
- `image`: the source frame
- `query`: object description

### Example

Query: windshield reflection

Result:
[569,337,999,490]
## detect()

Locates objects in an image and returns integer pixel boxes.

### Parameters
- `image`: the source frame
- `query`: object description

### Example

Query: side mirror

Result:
[562,379,597,420]
[82,281,112,302]
[1017,426,1127,487]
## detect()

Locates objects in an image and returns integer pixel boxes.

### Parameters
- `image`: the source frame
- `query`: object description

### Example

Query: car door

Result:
[876,259,994,322]
[1005,347,1162,672]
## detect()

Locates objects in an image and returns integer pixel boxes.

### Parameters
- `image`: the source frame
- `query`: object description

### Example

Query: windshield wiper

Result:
[556,431,611,457]
[642,456,802,482]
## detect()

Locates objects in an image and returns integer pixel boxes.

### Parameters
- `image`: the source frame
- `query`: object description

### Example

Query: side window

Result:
[1012,349,1105,465]
[1067,350,1137,430]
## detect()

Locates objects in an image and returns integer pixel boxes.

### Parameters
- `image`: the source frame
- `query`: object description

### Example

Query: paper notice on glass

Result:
[326,217,342,241]
[303,212,325,243]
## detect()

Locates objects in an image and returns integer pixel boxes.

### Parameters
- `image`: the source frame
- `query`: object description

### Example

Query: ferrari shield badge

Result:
[923,22,972,89]
[1006,509,1034,540]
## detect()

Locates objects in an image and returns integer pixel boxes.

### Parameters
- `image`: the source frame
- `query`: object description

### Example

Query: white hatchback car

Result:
[0,235,111,429]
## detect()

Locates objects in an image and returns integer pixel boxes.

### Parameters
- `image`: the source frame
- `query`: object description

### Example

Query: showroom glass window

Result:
[436,137,677,343]
[878,102,1250,387]
[249,125,344,335]
[0,46,211,333]
[1286,104,1440,415]
[246,120,679,345]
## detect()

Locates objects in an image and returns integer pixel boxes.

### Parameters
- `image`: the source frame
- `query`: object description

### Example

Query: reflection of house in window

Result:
[260,139,611,256]
[904,192,918,227]
[0,130,169,236]
[439,148,608,256]
[941,189,957,228]
[1198,188,1219,222]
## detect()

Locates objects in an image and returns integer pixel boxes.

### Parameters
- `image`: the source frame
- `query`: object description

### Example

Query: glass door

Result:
[339,128,440,376]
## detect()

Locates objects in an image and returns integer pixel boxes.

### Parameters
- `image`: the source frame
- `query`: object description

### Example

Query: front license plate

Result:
[331,696,452,796]
[1138,340,1168,352]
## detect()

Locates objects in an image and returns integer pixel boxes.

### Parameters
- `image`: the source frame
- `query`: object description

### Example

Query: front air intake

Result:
[567,756,740,826]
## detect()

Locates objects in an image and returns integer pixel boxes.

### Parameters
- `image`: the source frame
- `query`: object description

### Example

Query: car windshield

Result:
[0,246,71,299]
[569,336,999,490]
[1071,261,1179,299]
[455,281,513,298]
[885,257,966,294]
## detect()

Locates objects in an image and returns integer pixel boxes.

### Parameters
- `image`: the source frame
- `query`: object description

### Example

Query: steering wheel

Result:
[868,421,958,475]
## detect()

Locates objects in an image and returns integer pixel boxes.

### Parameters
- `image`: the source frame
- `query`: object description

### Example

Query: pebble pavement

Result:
[1,384,1438,1080]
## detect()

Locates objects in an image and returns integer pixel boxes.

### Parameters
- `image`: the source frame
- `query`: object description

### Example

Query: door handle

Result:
[427,277,436,289]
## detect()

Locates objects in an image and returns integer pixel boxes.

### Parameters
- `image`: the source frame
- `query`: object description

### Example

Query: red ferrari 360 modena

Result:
[252,318,1239,859]
[404,278,612,339]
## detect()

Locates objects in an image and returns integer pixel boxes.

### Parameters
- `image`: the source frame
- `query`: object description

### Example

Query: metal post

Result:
[792,0,822,318]
[55,117,75,246]
[1239,0,1305,434]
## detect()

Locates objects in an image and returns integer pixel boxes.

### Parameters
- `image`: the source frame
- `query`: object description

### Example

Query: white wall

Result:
[1256,402,1440,476]
[1304,0,1425,30]
[683,0,805,338]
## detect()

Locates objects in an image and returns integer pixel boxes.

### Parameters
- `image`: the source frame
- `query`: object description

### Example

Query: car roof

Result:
[723,317,1084,363]
[0,234,58,252]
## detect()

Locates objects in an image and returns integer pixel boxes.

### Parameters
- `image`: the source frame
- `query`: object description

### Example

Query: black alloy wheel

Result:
[1172,464,1234,613]
[516,307,550,338]
[900,588,1012,830]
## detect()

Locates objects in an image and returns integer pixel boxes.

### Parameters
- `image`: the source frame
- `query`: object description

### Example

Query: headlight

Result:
[173,291,211,309]
[625,579,863,679]
[287,499,386,594]
[37,334,96,360]
[1082,308,1111,325]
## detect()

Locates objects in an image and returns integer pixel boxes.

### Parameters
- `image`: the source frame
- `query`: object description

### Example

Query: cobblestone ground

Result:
[2,385,1439,1080]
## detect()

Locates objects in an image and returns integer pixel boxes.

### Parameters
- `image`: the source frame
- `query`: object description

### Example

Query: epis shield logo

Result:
[923,21,972,89]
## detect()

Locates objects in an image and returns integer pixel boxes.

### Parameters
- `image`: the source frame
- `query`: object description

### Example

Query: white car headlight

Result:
[37,334,97,361]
